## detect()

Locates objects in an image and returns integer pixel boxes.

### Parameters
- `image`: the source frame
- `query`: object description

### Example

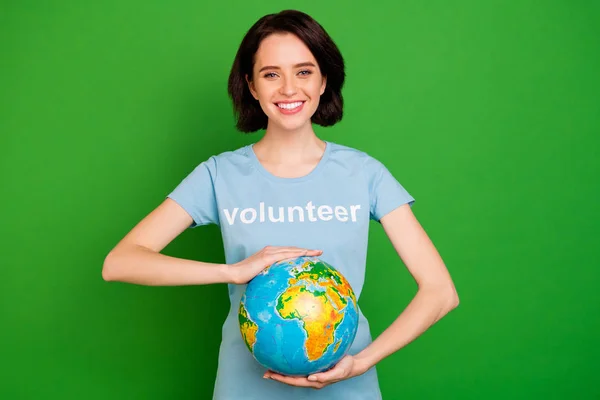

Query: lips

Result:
[275,101,305,115]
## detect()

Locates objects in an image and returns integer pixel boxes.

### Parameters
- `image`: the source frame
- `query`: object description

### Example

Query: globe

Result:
[238,256,359,376]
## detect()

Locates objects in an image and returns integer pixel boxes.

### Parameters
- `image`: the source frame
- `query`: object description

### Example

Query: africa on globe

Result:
[238,256,359,376]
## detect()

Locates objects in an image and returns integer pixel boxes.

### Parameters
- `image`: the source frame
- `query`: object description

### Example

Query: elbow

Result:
[426,281,459,312]
[420,281,459,313]
[102,251,119,282]
[446,283,459,311]
[449,290,459,310]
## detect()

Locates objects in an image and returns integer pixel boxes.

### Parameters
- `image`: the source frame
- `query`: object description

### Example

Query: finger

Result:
[262,247,293,257]
[308,367,345,383]
[270,247,321,254]
[271,252,322,264]
[265,249,320,261]
[304,249,323,255]
[261,246,302,256]
[266,373,324,389]
[275,249,323,257]
[264,246,298,252]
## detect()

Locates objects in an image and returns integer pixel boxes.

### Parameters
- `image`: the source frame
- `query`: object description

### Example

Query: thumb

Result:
[308,368,342,382]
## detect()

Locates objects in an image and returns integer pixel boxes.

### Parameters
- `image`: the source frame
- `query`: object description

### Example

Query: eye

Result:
[263,72,277,79]
[298,70,313,76]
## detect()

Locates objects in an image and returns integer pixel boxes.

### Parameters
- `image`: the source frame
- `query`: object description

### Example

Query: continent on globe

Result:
[277,260,354,361]
[239,302,258,352]
[238,256,359,376]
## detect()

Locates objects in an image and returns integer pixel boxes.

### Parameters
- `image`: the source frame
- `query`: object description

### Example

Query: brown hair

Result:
[227,10,346,132]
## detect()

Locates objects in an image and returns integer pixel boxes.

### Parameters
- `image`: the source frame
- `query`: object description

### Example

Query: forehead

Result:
[254,33,317,67]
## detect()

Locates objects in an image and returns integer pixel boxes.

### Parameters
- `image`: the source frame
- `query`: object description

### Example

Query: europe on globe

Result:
[238,256,359,376]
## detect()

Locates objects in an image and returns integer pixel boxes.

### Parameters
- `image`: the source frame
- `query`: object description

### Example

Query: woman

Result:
[103,9,459,399]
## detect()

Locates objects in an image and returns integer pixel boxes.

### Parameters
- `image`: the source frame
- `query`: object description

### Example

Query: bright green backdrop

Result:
[2,1,599,399]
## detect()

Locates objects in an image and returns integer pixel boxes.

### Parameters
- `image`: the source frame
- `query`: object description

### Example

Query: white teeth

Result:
[277,101,303,110]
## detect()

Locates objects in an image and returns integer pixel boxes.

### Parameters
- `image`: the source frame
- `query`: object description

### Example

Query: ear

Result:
[320,75,327,96]
[246,74,258,100]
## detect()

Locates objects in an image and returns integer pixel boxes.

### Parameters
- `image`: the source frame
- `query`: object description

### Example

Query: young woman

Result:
[103,9,459,399]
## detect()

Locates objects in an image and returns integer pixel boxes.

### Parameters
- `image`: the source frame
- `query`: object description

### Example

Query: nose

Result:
[279,76,297,97]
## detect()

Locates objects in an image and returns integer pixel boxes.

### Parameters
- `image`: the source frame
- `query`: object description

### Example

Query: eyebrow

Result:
[258,62,316,73]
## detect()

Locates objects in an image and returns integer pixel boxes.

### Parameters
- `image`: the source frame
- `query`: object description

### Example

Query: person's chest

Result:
[213,174,371,259]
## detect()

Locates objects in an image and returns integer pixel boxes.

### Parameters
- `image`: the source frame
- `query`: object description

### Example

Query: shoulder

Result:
[327,141,370,161]
[208,144,253,165]
[326,141,388,175]
[193,144,254,179]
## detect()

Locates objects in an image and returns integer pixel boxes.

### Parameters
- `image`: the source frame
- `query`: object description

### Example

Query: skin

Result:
[246,32,328,180]
[246,33,460,389]
[102,31,459,392]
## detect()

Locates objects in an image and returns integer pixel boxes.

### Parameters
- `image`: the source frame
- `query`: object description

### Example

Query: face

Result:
[247,32,327,132]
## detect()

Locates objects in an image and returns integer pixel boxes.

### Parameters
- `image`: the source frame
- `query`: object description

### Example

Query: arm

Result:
[102,198,231,286]
[102,198,322,286]
[264,203,459,388]
[353,203,459,373]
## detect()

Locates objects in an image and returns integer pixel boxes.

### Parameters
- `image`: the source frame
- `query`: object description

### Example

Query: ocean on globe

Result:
[238,256,359,376]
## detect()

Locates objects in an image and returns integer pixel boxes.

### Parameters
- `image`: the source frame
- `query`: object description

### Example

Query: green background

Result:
[2,1,599,399]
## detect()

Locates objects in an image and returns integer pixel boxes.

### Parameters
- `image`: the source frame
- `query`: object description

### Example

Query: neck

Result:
[254,121,326,163]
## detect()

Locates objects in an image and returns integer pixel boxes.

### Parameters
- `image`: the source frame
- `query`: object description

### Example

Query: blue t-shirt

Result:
[167,141,414,400]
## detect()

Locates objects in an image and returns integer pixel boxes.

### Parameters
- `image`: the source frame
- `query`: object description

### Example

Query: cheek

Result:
[306,80,324,97]
[252,86,273,108]
[306,82,324,105]
[255,84,277,104]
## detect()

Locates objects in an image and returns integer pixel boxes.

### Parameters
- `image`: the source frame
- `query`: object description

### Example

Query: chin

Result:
[273,118,312,132]
[267,107,317,132]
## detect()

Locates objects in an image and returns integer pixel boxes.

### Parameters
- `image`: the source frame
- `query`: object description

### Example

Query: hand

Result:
[263,355,365,389]
[227,246,323,285]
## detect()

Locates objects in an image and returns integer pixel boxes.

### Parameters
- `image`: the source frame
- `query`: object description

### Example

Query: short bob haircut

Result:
[227,10,346,133]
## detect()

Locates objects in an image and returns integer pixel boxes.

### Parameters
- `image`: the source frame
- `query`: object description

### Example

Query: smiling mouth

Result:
[276,101,305,110]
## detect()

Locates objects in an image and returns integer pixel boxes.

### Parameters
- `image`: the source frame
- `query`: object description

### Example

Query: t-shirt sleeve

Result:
[366,156,415,222]
[166,156,219,228]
